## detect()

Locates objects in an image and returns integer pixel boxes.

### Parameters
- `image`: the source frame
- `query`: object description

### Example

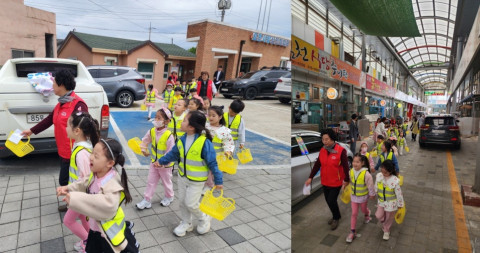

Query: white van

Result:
[0,58,109,158]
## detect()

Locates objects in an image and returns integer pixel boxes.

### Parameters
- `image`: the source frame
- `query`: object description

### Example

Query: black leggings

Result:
[411,133,417,141]
[323,186,342,220]
[59,157,70,186]
[85,221,139,253]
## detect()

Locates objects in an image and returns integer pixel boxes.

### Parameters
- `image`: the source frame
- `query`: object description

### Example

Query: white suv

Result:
[0,58,110,158]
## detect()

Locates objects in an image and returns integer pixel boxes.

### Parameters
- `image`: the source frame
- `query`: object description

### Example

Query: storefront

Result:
[186,19,290,80]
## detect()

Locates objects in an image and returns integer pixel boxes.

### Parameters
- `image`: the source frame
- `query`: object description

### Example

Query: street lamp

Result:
[218,0,232,22]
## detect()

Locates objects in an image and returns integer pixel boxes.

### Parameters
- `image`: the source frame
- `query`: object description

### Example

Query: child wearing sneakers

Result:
[157,111,223,237]
[375,160,404,241]
[346,154,376,243]
[136,108,176,209]
[225,99,246,149]
[397,131,408,156]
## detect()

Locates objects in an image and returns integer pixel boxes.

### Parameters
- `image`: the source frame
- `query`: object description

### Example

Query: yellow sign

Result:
[327,88,338,99]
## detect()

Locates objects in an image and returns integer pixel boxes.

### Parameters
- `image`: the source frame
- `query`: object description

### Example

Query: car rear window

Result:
[241,71,265,79]
[117,69,129,75]
[16,63,77,77]
[425,117,454,126]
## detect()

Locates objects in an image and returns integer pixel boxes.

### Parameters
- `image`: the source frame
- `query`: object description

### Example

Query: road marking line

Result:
[109,115,141,167]
[446,151,472,253]
[246,127,290,146]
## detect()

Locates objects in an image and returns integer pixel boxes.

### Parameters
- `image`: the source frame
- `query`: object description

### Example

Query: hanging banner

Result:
[291,35,362,87]
[366,74,395,98]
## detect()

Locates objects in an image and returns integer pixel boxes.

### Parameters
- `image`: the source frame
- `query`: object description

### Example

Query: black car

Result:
[419,115,461,149]
[219,67,290,100]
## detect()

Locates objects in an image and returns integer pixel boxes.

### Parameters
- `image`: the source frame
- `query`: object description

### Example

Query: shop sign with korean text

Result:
[366,74,395,97]
[291,35,362,87]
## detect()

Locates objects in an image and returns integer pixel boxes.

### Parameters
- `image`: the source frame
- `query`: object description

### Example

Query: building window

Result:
[12,49,34,58]
[138,62,154,80]
[164,63,171,79]
[313,87,320,99]
[106,60,114,66]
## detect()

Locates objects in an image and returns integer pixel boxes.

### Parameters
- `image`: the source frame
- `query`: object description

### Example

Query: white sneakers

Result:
[160,197,174,207]
[73,240,86,253]
[174,221,194,237]
[197,215,211,235]
[136,199,152,210]
[383,232,390,240]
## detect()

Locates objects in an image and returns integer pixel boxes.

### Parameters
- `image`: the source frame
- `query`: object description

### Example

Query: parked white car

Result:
[274,73,291,104]
[0,58,109,158]
[291,129,353,206]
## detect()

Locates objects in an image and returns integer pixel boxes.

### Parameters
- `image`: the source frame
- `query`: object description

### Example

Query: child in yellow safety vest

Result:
[374,141,400,174]
[157,111,224,237]
[225,99,246,149]
[144,84,164,121]
[397,131,408,156]
[163,83,175,110]
[359,141,375,172]
[375,160,404,241]
[346,154,376,243]
[136,108,176,210]
[57,138,139,253]
[205,105,234,190]
[374,135,385,157]
[168,99,187,140]
[64,111,99,252]
[168,87,184,110]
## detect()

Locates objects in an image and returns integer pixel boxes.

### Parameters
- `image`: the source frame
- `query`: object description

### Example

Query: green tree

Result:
[188,47,196,54]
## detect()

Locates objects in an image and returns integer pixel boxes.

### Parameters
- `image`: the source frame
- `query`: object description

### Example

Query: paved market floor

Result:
[0,167,290,252]
[292,136,480,253]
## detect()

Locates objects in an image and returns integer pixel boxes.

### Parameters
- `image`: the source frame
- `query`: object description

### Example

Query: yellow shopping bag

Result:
[395,206,406,224]
[199,187,235,221]
[340,186,351,204]
[5,132,34,157]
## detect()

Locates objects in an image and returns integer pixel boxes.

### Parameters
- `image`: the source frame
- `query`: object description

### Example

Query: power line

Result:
[266,0,272,32]
[56,23,186,34]
[256,0,263,30]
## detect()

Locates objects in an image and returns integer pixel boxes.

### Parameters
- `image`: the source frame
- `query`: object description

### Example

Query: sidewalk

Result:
[292,135,477,252]
[0,167,291,252]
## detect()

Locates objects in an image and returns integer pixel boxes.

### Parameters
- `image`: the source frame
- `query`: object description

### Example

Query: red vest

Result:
[197,80,213,101]
[53,92,86,159]
[319,143,345,187]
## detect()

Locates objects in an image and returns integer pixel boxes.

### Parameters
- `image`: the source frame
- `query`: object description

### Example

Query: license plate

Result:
[27,113,49,123]
[221,88,228,92]
[431,130,445,134]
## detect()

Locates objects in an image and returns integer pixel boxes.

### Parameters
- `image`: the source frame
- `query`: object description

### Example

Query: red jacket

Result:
[53,92,86,159]
[319,144,346,187]
[197,79,213,101]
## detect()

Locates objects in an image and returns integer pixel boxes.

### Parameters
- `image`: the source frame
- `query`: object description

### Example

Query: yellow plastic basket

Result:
[371,150,378,158]
[237,148,253,164]
[395,206,406,224]
[127,137,143,155]
[199,187,235,221]
[340,186,351,204]
[405,146,410,153]
[399,175,404,186]
[406,130,411,135]
[217,154,238,174]
[140,104,147,111]
[5,132,34,157]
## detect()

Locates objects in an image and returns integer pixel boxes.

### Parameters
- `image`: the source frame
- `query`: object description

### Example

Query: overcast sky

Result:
[24,0,291,49]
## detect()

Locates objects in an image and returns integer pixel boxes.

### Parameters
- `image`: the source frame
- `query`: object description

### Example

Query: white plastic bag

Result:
[27,72,54,96]
[303,183,311,196]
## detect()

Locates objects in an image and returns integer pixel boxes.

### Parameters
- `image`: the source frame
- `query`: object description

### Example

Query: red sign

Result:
[366,74,395,97]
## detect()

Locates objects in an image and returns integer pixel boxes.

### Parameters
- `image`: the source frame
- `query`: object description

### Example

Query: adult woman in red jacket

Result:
[196,71,218,101]
[305,128,350,230]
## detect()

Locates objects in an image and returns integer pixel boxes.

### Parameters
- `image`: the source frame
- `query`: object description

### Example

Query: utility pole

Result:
[218,0,231,22]
[148,22,151,41]
[236,40,246,78]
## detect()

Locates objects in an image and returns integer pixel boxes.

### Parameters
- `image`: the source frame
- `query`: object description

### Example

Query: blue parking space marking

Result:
[109,111,289,166]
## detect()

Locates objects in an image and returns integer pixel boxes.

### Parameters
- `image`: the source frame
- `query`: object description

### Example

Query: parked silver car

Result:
[292,129,354,206]
[274,73,291,104]
[87,66,146,108]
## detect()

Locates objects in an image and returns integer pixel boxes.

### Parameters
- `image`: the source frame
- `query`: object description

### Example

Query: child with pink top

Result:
[346,154,376,243]
[136,107,176,209]
[64,111,99,252]
[144,84,164,121]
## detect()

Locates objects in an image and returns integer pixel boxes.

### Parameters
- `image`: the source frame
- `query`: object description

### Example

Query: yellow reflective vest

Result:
[164,90,174,105]
[376,141,383,155]
[350,169,368,196]
[168,95,183,110]
[212,134,224,154]
[224,112,241,141]
[86,172,126,246]
[380,151,394,163]
[168,112,186,138]
[177,135,209,181]
[377,181,397,202]
[146,90,156,103]
[69,146,91,184]
[150,128,174,166]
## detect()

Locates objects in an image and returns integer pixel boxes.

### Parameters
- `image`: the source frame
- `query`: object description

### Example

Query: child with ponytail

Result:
[157,111,224,237]
[57,138,139,253]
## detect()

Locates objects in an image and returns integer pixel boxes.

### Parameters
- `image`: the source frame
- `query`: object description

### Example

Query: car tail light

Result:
[277,79,283,82]
[421,136,427,140]
[420,125,429,130]
[448,126,459,131]
[451,137,458,141]
[136,79,145,85]
[101,105,109,130]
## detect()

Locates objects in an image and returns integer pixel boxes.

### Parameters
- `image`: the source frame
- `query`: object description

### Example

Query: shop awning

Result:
[329,0,421,37]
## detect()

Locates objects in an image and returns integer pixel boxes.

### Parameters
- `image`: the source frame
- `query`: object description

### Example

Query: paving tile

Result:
[262,216,290,231]
[41,202,60,215]
[141,214,164,230]
[41,213,61,227]
[41,237,65,253]
[4,192,22,202]
[135,231,158,249]
[160,240,188,253]
[41,224,63,242]
[249,236,282,253]
[179,236,210,253]
[0,234,17,252]
[320,234,339,247]
[231,209,258,223]
[22,197,40,209]
[21,206,41,220]
[140,246,165,253]
[198,231,229,251]
[215,227,246,246]
[16,243,41,253]
[266,232,291,250]
[150,227,177,245]
[247,220,276,236]
[40,195,59,205]
[23,189,40,199]
[0,221,19,237]
[0,210,21,224]
[17,228,40,247]
[232,223,261,240]
[2,200,22,212]
[231,241,261,253]
[20,217,41,232]
[158,211,180,227]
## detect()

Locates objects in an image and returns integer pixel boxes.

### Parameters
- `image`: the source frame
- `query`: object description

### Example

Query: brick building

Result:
[0,0,56,66]
[186,19,290,80]
[58,31,196,91]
